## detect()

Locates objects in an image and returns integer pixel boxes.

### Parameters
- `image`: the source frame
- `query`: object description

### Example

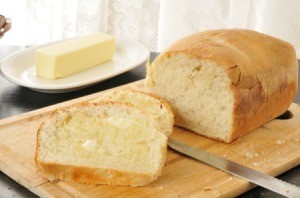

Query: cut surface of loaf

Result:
[146,29,298,143]
[90,89,174,136]
[36,102,167,186]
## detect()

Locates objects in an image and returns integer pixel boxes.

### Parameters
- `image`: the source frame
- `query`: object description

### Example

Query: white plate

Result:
[0,38,149,93]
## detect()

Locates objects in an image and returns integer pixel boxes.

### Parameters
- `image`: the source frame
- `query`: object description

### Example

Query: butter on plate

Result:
[36,33,115,79]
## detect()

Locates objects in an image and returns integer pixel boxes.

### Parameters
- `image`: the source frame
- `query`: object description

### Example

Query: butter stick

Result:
[36,33,115,79]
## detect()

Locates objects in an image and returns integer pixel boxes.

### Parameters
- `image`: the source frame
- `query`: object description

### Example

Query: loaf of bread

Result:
[35,102,167,186]
[90,89,174,136]
[146,29,298,143]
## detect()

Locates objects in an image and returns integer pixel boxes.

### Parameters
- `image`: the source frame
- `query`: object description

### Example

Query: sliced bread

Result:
[35,102,167,186]
[90,89,174,136]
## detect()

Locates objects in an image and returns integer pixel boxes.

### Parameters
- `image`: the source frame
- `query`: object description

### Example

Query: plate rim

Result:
[0,38,149,92]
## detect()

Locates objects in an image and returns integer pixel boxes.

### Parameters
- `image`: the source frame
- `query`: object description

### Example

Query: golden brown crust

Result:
[154,29,298,142]
[36,162,157,187]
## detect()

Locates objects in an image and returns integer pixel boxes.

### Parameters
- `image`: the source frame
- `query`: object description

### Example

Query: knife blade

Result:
[168,138,300,198]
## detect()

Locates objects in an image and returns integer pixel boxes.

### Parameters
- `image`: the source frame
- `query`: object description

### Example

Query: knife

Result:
[168,138,300,198]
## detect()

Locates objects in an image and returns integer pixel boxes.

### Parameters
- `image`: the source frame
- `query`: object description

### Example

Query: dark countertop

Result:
[0,46,299,198]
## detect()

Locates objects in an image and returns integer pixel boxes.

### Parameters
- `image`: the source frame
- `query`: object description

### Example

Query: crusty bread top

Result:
[158,29,297,90]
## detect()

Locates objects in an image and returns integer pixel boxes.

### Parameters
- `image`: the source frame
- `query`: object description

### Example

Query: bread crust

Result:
[35,102,167,186]
[36,160,162,187]
[151,29,298,142]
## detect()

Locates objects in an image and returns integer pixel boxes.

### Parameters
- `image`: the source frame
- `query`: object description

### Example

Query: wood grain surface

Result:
[0,80,299,198]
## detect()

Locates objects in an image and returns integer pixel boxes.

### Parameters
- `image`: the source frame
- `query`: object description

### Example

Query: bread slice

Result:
[146,29,298,143]
[35,102,167,186]
[90,89,174,136]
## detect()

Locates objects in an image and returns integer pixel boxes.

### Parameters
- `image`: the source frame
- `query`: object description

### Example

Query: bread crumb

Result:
[276,140,285,145]
[245,152,254,158]
[49,179,59,183]
[158,186,163,190]
[228,176,233,181]
[245,151,259,158]
[252,162,259,167]
[202,186,213,191]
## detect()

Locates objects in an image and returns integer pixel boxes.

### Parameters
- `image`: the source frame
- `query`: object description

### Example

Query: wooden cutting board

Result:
[0,80,299,198]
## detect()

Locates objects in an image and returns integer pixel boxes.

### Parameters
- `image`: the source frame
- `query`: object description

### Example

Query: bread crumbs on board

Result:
[202,186,213,192]
[276,140,285,145]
